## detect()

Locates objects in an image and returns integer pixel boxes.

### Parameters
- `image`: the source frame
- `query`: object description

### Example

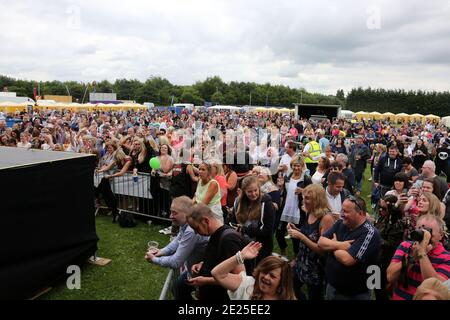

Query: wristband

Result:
[235,251,244,264]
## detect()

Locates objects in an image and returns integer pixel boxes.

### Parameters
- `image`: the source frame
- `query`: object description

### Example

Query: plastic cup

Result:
[147,241,159,254]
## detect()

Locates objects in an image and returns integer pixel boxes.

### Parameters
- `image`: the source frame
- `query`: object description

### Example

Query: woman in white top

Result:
[278,156,312,256]
[211,241,296,300]
[17,132,31,149]
[311,156,330,185]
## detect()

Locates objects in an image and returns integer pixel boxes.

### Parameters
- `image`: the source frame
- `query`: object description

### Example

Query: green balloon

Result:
[149,157,160,170]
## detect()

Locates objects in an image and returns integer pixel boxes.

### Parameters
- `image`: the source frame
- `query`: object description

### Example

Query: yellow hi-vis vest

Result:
[304,141,321,163]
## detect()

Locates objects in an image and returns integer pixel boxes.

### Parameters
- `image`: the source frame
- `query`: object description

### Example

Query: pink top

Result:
[214,175,228,206]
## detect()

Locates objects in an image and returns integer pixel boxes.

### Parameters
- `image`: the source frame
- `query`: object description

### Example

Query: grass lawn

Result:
[40,168,374,300]
[41,216,171,300]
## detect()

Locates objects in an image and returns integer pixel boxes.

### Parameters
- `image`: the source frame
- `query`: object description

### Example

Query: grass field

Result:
[41,168,374,300]
[41,216,171,300]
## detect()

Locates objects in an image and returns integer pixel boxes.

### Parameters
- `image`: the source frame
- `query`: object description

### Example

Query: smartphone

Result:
[413,180,423,189]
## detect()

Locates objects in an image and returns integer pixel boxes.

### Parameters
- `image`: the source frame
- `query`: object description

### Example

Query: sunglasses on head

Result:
[346,195,365,212]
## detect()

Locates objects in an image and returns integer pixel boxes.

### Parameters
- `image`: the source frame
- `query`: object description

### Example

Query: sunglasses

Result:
[346,195,365,212]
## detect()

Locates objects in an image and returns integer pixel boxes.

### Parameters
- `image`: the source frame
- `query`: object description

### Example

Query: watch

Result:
[417,252,426,260]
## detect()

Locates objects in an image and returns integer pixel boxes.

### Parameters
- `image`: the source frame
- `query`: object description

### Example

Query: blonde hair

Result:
[158,135,170,147]
[376,143,387,153]
[290,155,305,169]
[132,138,147,164]
[119,135,132,146]
[302,184,331,219]
[114,148,128,165]
[147,137,158,151]
[420,192,443,219]
[210,161,224,176]
[413,278,450,300]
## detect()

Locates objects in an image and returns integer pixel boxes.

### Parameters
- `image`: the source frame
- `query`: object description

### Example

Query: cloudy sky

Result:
[1,0,450,94]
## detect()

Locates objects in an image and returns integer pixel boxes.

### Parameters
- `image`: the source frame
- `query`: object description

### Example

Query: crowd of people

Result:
[1,106,450,300]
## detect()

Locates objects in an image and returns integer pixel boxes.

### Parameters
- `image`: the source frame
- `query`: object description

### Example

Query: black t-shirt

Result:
[170,163,194,198]
[295,123,304,134]
[323,219,381,295]
[198,226,243,301]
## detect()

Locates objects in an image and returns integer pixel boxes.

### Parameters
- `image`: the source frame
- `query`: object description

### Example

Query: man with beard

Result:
[318,196,381,300]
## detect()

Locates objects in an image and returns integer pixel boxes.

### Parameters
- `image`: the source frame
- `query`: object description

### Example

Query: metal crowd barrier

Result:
[159,268,181,300]
[94,171,172,222]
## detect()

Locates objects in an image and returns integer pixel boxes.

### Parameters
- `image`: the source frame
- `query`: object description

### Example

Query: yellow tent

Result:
[369,111,382,120]
[80,103,95,111]
[355,111,368,120]
[410,113,425,122]
[253,107,267,112]
[382,112,396,120]
[425,114,440,120]
[395,113,409,123]
[0,101,29,113]
[67,103,81,112]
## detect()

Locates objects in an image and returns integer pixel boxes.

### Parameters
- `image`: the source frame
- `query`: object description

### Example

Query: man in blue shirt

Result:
[145,196,209,300]
[318,196,380,300]
[318,129,330,151]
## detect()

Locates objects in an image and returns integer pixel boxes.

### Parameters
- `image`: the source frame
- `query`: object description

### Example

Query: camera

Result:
[410,227,433,242]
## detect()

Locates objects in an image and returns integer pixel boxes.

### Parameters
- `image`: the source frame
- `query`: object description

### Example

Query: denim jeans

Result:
[355,178,363,193]
[325,283,372,300]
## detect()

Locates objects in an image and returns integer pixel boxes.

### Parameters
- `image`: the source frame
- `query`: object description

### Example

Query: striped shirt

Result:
[391,241,450,300]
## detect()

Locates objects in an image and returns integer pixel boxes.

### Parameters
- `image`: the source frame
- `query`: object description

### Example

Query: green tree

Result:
[211,91,224,104]
[180,87,203,105]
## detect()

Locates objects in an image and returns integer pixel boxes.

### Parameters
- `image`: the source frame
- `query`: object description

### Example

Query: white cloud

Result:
[0,0,449,94]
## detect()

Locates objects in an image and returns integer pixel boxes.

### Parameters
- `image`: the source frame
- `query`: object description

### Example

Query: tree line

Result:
[345,87,450,117]
[0,75,340,107]
[1,75,449,116]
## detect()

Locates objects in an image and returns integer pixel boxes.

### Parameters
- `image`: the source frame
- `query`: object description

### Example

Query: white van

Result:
[338,110,355,120]
[144,102,155,109]
[441,116,450,129]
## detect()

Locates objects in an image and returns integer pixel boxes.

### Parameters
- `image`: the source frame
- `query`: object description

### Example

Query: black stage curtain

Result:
[0,155,98,299]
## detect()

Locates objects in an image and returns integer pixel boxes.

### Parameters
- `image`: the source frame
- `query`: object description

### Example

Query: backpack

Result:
[118,212,137,228]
